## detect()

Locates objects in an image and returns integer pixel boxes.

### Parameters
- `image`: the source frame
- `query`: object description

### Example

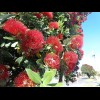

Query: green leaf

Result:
[63,38,70,45]
[48,82,63,87]
[40,64,44,69]
[3,36,16,41]
[5,42,11,48]
[0,14,15,24]
[26,68,42,84]
[0,49,13,63]
[58,20,64,28]
[48,83,57,86]
[40,83,46,87]
[11,42,18,47]
[36,59,42,65]
[73,24,79,31]
[43,75,53,86]
[54,83,63,87]
[76,16,80,21]
[64,18,67,21]
[42,69,56,85]
[15,56,24,65]
[0,43,5,47]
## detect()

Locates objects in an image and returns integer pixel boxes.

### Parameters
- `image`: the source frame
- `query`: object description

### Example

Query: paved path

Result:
[63,76,100,87]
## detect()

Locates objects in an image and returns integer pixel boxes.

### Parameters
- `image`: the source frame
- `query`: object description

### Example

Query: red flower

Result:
[69,35,83,49]
[20,30,45,55]
[14,71,35,87]
[76,29,82,33]
[0,65,9,80]
[44,53,60,70]
[3,19,28,37]
[49,22,59,29]
[67,12,74,14]
[20,39,30,56]
[79,49,84,60]
[83,17,87,21]
[57,33,63,40]
[34,13,43,18]
[46,36,63,54]
[63,51,78,71]
[42,12,53,19]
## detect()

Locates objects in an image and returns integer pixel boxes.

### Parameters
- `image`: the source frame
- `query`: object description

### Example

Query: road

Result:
[63,76,100,87]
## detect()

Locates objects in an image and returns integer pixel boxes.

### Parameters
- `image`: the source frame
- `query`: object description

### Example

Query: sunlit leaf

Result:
[15,56,24,65]
[42,69,56,85]
[11,42,18,47]
[26,68,42,84]
[3,36,16,41]
[54,82,63,87]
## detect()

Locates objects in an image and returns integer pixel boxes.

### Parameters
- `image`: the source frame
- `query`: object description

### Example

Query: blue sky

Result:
[79,12,100,71]
[82,12,100,56]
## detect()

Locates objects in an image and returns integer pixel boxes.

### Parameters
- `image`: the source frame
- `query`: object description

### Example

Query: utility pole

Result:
[91,50,95,70]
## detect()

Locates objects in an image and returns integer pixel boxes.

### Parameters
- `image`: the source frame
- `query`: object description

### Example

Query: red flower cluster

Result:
[57,33,63,40]
[44,53,60,70]
[79,49,84,60]
[42,12,53,19]
[46,36,63,54]
[14,71,35,87]
[49,22,59,29]
[63,51,78,71]
[34,13,43,19]
[20,30,45,55]
[69,35,83,49]
[67,12,88,26]
[0,65,9,80]
[34,12,53,19]
[76,29,83,33]
[3,19,28,37]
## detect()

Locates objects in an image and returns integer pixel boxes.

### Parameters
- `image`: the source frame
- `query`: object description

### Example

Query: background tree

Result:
[81,64,96,78]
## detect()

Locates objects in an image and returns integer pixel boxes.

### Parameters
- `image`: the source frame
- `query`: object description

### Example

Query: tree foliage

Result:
[0,12,91,87]
[81,64,96,78]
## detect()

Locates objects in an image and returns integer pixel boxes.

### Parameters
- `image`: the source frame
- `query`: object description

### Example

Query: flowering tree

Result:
[81,64,96,78]
[0,12,91,87]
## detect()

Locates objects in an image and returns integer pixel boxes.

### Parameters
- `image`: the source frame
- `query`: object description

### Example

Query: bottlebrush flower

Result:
[69,35,83,49]
[26,30,45,50]
[46,36,63,54]
[2,18,28,37]
[34,13,43,18]
[76,29,83,33]
[57,33,63,40]
[0,65,9,80]
[79,49,84,60]
[83,17,87,21]
[20,29,45,55]
[48,22,59,29]
[63,51,78,71]
[67,12,74,14]
[44,53,60,70]
[14,71,35,87]
[42,12,53,19]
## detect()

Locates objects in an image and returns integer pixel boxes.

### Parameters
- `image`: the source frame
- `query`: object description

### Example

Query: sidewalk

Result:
[63,76,100,87]
[50,76,100,87]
